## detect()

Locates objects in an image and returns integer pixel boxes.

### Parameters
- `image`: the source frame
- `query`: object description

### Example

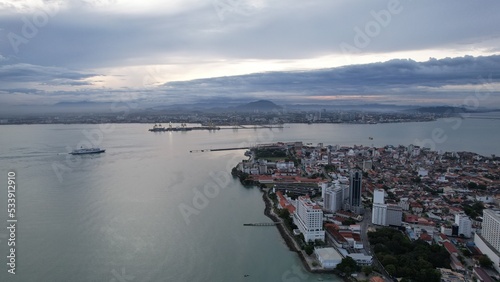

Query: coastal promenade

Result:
[260,189,351,280]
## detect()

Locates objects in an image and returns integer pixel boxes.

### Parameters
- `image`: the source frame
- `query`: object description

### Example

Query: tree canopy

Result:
[335,257,359,276]
[479,255,493,268]
[368,228,449,282]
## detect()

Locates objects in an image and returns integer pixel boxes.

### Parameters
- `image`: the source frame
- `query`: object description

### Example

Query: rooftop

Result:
[315,247,343,261]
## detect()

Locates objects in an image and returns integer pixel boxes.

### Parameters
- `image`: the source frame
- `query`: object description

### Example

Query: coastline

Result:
[260,189,351,281]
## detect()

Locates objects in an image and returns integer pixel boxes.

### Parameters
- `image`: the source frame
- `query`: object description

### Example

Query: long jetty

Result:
[243,222,281,226]
[190,142,281,153]
[190,147,250,153]
[150,124,284,132]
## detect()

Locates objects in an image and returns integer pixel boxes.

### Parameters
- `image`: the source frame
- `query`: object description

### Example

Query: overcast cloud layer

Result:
[1,0,500,108]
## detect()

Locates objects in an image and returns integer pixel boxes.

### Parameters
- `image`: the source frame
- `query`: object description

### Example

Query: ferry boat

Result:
[69,147,106,155]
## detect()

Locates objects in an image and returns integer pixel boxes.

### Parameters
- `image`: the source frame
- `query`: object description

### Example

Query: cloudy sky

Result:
[1,0,500,109]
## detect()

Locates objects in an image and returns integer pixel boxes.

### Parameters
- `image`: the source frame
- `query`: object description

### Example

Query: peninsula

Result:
[232,142,500,282]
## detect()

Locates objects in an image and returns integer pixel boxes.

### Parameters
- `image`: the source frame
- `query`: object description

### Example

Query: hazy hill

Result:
[235,100,282,112]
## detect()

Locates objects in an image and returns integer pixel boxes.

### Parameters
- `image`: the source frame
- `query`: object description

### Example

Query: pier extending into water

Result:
[243,222,281,226]
[150,123,284,133]
[190,142,281,153]
[190,147,250,153]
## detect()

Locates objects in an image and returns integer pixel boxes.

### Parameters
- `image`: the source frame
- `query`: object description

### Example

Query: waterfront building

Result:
[315,247,343,269]
[293,196,325,242]
[455,213,472,238]
[474,209,500,273]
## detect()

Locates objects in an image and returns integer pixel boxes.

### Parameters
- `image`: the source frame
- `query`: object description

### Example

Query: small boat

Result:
[69,147,105,155]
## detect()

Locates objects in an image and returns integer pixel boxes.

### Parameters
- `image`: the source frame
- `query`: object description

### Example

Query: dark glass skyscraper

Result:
[349,169,362,208]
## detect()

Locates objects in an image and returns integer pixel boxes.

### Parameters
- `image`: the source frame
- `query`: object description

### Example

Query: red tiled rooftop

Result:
[439,233,449,240]
[443,241,458,254]
[370,277,385,282]
[420,233,432,241]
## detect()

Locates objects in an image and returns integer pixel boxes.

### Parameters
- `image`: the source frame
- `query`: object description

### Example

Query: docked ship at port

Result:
[170,123,193,131]
[148,122,220,132]
[69,147,105,155]
[149,123,166,132]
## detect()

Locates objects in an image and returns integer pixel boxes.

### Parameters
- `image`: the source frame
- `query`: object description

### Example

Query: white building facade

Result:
[475,209,500,273]
[372,203,387,226]
[293,196,325,242]
[322,182,349,213]
[455,213,472,238]
[371,189,402,226]
[482,209,500,251]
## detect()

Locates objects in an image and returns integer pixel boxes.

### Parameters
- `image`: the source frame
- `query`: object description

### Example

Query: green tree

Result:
[385,264,396,276]
[479,255,493,268]
[381,255,398,266]
[304,244,314,256]
[278,208,290,219]
[462,249,472,257]
[467,182,478,189]
[314,239,325,246]
[336,257,359,276]
[362,266,373,276]
[342,218,356,226]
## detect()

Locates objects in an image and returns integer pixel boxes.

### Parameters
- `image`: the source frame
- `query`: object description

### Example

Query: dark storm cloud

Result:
[0,63,98,85]
[1,0,500,68]
[162,55,500,95]
[0,0,500,107]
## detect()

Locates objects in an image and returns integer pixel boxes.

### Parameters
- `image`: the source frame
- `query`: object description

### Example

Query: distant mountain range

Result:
[2,99,499,116]
[235,100,282,112]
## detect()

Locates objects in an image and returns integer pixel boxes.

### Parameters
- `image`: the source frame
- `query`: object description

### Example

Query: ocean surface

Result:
[0,118,499,282]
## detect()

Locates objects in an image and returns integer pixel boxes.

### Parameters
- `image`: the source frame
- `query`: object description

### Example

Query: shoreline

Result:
[260,189,351,281]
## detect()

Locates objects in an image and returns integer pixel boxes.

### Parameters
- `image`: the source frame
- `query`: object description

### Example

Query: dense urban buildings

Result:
[234,141,500,279]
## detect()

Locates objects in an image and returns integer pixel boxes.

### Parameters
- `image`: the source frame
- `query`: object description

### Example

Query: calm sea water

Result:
[0,119,498,282]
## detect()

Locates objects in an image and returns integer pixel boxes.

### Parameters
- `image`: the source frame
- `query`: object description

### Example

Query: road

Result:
[360,207,372,255]
[360,208,395,281]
